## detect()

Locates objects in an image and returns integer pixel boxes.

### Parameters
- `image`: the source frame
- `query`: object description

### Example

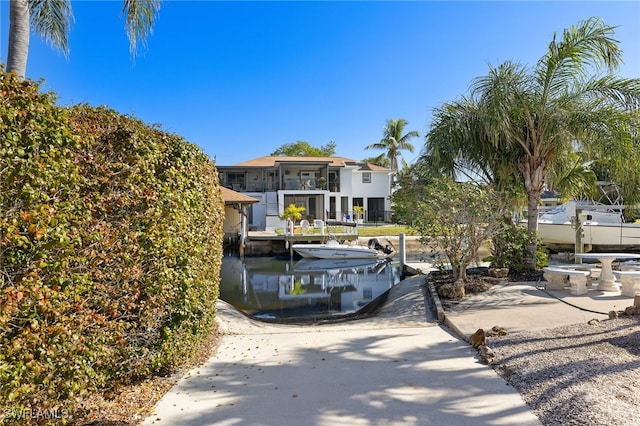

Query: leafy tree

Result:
[412,177,509,282]
[6,0,160,78]
[366,118,419,172]
[424,17,640,266]
[389,160,436,225]
[271,141,336,157]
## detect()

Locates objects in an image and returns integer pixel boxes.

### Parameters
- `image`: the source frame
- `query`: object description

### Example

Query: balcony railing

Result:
[227,180,339,192]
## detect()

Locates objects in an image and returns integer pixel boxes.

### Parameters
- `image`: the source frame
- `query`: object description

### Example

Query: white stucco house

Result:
[217,156,395,231]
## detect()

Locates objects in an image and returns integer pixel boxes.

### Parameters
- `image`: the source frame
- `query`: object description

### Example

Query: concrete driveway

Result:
[142,276,540,426]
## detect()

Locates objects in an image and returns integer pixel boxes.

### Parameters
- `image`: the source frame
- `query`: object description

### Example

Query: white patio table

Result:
[574,253,640,291]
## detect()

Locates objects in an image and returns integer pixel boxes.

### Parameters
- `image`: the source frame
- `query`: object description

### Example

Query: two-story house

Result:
[217,156,395,231]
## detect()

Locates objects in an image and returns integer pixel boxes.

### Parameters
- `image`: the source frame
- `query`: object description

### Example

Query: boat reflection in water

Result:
[219,256,402,322]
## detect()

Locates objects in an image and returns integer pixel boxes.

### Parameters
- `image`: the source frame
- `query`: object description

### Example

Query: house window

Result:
[362,172,371,183]
[227,172,245,190]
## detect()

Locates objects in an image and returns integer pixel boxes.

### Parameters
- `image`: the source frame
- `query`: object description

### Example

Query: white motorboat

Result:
[292,238,395,260]
[537,200,640,252]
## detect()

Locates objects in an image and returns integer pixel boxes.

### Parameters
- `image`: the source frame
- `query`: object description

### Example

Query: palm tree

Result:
[425,97,524,190]
[425,17,640,266]
[6,0,160,78]
[366,118,419,172]
[280,204,306,234]
[362,153,391,168]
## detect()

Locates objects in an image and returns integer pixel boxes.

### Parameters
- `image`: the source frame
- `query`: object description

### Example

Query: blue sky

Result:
[1,1,639,166]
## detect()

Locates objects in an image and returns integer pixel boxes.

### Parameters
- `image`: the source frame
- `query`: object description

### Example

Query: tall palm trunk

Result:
[6,0,157,79]
[520,157,546,267]
[7,0,30,78]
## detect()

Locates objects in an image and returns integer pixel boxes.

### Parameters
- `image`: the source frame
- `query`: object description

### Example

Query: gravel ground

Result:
[429,268,640,426]
[487,316,640,426]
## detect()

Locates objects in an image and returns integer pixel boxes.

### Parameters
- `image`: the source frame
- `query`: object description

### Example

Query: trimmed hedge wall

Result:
[0,70,224,421]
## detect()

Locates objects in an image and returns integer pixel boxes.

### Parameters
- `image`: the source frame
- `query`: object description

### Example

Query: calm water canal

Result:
[219,255,402,322]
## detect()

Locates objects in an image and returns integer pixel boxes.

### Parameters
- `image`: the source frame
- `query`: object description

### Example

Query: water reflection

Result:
[219,256,402,321]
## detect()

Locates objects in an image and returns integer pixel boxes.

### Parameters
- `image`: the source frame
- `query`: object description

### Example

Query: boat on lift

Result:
[538,200,640,252]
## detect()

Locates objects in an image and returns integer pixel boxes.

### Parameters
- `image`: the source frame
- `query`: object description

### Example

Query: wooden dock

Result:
[244,231,358,256]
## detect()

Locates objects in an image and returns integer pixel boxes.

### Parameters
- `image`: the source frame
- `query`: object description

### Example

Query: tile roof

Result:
[228,156,392,171]
[220,187,259,204]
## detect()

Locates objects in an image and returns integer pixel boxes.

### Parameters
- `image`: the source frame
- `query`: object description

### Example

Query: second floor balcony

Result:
[225,178,340,192]
[220,164,341,193]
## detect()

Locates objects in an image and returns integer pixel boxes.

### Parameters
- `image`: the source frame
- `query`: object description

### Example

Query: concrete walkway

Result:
[142,274,541,426]
[404,260,635,339]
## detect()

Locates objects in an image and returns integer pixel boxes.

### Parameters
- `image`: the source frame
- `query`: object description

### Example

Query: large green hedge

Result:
[0,70,224,421]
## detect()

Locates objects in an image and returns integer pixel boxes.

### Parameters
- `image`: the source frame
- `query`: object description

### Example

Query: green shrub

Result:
[0,70,224,421]
[488,221,548,272]
[411,177,510,281]
[1,71,90,418]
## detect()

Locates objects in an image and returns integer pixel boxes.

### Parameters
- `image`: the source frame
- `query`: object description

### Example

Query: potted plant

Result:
[353,205,364,224]
[280,204,306,234]
[317,176,327,190]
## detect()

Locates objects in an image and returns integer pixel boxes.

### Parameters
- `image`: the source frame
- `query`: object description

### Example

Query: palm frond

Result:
[122,0,161,56]
[29,0,74,56]
[582,76,640,110]
[549,159,598,201]
[536,17,622,101]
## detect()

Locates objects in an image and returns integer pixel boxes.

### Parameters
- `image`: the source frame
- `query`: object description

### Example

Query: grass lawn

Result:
[356,225,418,237]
